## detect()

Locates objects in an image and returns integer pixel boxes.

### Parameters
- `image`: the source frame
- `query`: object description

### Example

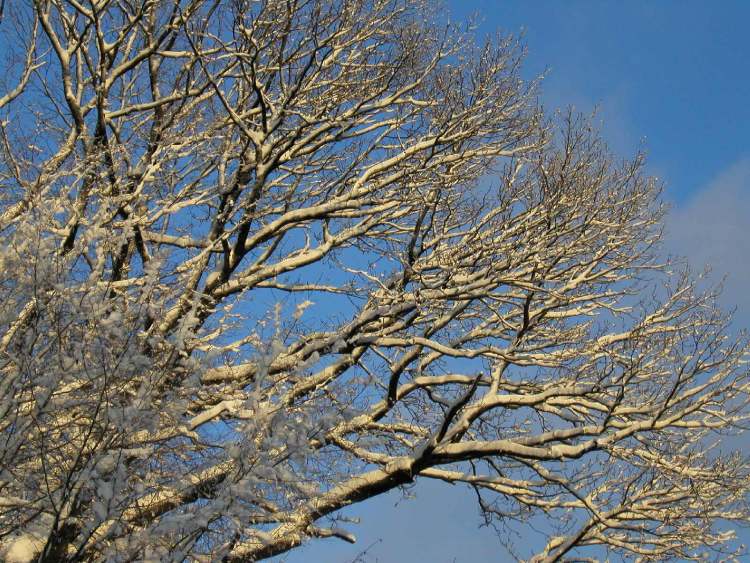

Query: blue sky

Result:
[277,2,750,561]
[454,0,750,204]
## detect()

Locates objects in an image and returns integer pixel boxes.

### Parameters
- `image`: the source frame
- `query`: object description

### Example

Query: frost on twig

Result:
[0,1,748,562]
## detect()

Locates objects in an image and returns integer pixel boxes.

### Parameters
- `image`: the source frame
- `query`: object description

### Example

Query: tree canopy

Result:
[0,1,748,561]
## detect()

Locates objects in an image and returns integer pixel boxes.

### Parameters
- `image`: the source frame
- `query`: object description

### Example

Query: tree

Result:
[0,1,748,561]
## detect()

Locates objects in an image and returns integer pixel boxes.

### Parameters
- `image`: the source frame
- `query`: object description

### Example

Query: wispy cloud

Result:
[665,157,750,326]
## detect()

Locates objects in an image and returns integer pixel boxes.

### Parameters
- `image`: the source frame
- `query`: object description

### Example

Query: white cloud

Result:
[665,157,750,326]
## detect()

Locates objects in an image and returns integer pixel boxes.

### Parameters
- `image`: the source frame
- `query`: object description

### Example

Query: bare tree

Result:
[0,1,748,561]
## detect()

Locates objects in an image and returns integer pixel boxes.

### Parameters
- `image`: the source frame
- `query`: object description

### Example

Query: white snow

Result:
[3,534,43,563]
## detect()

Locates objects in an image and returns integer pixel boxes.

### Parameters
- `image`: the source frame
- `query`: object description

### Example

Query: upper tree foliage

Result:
[0,1,748,561]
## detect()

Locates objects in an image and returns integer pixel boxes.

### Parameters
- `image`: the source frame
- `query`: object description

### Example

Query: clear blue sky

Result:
[452,0,750,205]
[278,2,750,561]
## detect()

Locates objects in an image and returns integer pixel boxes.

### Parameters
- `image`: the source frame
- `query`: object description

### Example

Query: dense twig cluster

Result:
[0,1,748,561]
